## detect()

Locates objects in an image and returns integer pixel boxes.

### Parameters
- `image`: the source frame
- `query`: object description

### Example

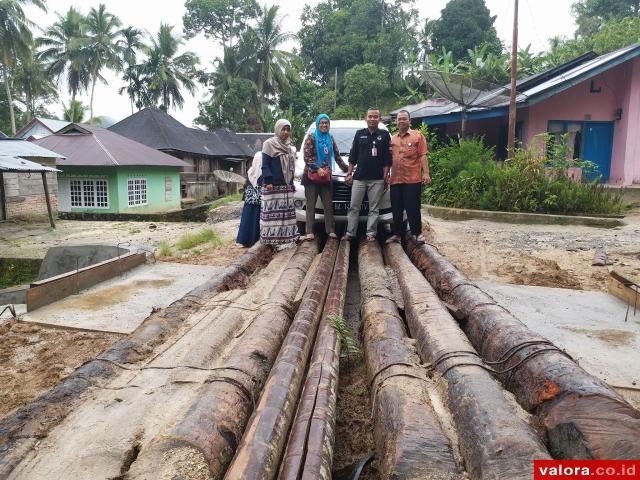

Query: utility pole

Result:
[333,67,338,115]
[507,0,519,156]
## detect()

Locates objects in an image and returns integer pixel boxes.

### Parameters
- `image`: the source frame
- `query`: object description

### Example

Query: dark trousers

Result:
[305,182,334,234]
[390,183,422,236]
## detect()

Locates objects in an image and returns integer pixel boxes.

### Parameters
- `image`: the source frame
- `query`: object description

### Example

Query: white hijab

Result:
[247,151,262,187]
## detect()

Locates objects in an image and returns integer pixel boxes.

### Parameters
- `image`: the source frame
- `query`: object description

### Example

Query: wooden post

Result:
[507,0,519,156]
[0,172,6,221]
[41,171,55,228]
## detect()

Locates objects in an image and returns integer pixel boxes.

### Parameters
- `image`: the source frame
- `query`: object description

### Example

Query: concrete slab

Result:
[478,282,640,389]
[21,262,223,334]
[0,304,26,321]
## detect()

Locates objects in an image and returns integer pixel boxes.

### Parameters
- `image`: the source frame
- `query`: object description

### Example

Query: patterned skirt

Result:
[260,184,299,244]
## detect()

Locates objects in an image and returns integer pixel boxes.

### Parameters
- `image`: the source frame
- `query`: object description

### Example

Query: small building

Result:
[34,124,188,215]
[398,44,640,185]
[0,139,64,221]
[109,108,254,202]
[15,117,71,140]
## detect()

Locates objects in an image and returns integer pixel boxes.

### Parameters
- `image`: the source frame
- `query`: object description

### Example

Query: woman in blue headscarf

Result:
[300,114,348,241]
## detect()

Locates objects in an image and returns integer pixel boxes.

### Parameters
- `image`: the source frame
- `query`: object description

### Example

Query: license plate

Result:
[332,201,369,212]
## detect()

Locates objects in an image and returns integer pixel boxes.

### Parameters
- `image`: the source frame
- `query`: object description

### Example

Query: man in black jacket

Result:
[343,108,392,241]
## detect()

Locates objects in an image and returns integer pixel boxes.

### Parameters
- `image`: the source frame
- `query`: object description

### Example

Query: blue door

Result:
[582,122,614,182]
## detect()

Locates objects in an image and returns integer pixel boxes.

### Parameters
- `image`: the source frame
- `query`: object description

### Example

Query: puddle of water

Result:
[563,326,636,346]
[61,279,174,309]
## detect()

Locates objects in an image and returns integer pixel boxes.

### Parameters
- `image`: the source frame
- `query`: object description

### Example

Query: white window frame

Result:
[127,178,148,207]
[69,178,109,209]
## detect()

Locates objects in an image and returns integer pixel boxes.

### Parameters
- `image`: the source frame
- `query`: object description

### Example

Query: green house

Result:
[35,124,188,214]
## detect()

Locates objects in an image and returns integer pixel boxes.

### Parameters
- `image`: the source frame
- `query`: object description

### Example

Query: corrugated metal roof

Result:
[109,108,254,157]
[407,43,640,121]
[34,123,189,168]
[0,155,61,172]
[0,139,65,159]
[38,118,71,133]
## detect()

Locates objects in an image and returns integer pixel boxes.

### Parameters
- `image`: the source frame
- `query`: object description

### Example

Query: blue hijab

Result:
[314,114,335,170]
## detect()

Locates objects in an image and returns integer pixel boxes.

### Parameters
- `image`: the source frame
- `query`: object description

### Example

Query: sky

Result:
[24,0,577,127]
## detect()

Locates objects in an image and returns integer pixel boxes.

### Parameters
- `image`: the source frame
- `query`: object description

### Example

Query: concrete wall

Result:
[57,166,181,214]
[115,166,182,213]
[2,157,58,220]
[57,166,119,213]
[521,56,640,185]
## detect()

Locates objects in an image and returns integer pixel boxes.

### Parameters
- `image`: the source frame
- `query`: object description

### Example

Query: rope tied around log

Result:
[368,361,430,417]
[425,341,575,378]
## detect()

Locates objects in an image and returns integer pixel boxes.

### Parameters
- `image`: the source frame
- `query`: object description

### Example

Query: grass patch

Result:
[129,228,141,235]
[208,193,242,211]
[0,258,41,289]
[176,228,222,251]
[157,241,172,258]
[328,314,360,358]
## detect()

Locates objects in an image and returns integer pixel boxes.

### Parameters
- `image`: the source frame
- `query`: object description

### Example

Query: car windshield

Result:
[307,127,360,155]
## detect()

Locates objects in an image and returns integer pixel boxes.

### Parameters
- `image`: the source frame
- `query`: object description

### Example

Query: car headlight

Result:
[294,200,304,208]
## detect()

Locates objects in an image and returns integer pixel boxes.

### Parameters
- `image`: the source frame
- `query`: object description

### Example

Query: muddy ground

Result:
[0,319,119,418]
[423,208,640,292]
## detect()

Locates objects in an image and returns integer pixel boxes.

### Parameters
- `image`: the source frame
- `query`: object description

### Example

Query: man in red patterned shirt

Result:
[386,110,431,244]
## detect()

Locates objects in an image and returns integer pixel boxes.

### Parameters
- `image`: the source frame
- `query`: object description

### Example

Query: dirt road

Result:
[423,208,640,291]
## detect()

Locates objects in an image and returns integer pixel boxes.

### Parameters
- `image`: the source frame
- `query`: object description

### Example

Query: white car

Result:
[293,120,392,232]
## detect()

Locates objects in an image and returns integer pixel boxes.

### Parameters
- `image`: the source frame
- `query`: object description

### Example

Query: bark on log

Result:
[405,236,640,460]
[280,239,351,480]
[359,241,461,479]
[384,242,551,479]
[224,239,339,479]
[127,241,318,480]
[0,242,273,478]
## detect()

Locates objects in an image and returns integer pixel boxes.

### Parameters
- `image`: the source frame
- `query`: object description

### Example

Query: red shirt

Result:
[390,129,428,185]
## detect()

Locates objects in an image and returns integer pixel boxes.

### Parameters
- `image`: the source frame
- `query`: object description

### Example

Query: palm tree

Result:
[85,4,122,120]
[14,44,57,121]
[144,23,198,111]
[117,26,146,114]
[250,5,294,115]
[38,7,90,110]
[0,0,46,134]
[208,45,254,105]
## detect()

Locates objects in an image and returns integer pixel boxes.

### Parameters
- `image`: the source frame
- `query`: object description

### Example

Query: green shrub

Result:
[423,136,624,215]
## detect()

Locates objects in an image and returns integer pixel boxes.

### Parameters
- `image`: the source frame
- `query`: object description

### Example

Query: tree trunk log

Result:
[359,241,461,479]
[128,241,318,480]
[406,237,640,460]
[0,242,274,477]
[224,239,339,479]
[384,242,551,478]
[279,239,351,480]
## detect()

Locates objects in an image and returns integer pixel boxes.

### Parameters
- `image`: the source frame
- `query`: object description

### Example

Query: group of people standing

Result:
[236,108,431,248]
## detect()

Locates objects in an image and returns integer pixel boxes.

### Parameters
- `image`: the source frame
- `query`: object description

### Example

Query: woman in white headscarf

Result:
[236,151,262,247]
[260,119,299,245]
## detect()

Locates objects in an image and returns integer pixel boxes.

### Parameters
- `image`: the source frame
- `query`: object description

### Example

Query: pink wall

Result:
[522,57,640,185]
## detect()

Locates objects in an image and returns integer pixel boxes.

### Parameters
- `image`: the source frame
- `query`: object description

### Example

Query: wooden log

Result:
[225,239,339,479]
[127,241,318,480]
[280,239,350,480]
[0,242,274,477]
[405,236,640,460]
[384,242,551,479]
[358,241,461,479]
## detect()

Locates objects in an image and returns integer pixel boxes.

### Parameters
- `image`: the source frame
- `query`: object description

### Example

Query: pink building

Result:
[400,44,640,185]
